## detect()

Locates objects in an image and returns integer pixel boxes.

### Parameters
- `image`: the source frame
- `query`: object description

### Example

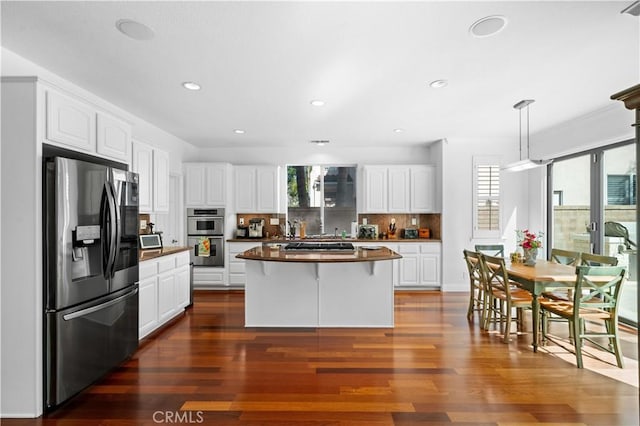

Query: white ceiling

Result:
[2,1,638,149]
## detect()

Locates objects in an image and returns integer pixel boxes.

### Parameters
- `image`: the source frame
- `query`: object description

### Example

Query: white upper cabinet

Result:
[256,166,279,212]
[132,141,154,212]
[234,165,280,213]
[96,112,131,162]
[388,167,410,212]
[410,165,436,213]
[153,148,170,212]
[184,163,229,207]
[46,90,96,152]
[206,165,227,206]
[132,140,169,213]
[45,87,132,164]
[361,164,436,213]
[363,166,388,213]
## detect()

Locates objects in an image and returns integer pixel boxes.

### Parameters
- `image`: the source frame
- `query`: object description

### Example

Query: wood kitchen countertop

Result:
[227,238,441,243]
[237,246,401,263]
[139,246,190,262]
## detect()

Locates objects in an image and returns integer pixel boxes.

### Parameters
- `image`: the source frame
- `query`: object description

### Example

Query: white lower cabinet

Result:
[397,242,441,288]
[228,242,258,287]
[193,267,226,288]
[138,250,191,339]
[352,242,399,287]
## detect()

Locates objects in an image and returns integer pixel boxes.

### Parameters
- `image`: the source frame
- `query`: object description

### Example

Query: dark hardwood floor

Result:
[5,291,639,425]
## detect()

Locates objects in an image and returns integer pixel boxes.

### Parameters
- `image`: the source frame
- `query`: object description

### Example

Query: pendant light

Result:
[502,99,552,172]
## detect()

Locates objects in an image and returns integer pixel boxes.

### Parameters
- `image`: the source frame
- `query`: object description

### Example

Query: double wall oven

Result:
[187,208,225,266]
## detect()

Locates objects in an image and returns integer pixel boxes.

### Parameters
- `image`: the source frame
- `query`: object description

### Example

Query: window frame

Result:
[472,156,502,239]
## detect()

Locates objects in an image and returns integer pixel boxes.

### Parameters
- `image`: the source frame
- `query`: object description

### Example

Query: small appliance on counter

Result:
[236,226,249,238]
[419,228,431,239]
[404,228,419,239]
[358,224,379,239]
[249,218,265,238]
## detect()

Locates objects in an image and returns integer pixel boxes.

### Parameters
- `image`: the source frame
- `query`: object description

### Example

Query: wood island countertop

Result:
[236,246,401,263]
[139,246,190,262]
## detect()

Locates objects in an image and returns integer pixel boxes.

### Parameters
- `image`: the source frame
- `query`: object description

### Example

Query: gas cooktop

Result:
[283,242,356,252]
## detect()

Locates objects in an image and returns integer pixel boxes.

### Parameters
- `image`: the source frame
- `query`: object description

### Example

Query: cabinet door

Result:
[175,265,190,310]
[138,276,158,339]
[256,166,279,212]
[411,165,435,212]
[420,254,440,287]
[96,112,131,162]
[363,166,388,212]
[184,163,207,206]
[158,272,176,323]
[46,90,96,151]
[153,149,170,212]
[132,141,154,213]
[235,166,256,212]
[206,165,227,206]
[388,167,410,212]
[398,255,420,286]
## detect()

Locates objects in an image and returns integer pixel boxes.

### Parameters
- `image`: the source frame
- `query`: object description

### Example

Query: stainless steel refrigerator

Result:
[43,153,139,410]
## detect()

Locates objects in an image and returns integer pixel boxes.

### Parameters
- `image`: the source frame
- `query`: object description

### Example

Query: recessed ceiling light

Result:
[234,129,245,134]
[182,81,201,91]
[469,15,507,38]
[394,128,404,133]
[115,19,155,41]
[429,79,448,89]
[310,100,325,107]
[310,140,329,146]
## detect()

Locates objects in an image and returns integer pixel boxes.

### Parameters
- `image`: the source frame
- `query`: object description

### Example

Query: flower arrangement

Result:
[516,229,544,250]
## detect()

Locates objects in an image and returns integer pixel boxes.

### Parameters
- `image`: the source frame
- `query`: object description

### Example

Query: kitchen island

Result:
[237,243,401,327]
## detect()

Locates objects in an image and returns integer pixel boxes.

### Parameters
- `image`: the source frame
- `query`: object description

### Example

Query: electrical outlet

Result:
[362,217,367,225]
[411,217,417,226]
[270,218,279,225]
[139,219,147,229]
[239,217,244,225]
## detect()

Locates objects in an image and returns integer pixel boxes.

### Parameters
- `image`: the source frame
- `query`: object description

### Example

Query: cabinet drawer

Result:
[420,244,441,254]
[398,244,419,254]
[228,274,246,285]
[175,251,190,267]
[229,262,246,274]
[139,260,158,280]
[193,268,225,285]
[158,256,175,274]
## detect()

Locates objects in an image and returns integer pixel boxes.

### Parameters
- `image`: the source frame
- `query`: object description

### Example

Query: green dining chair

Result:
[463,250,487,326]
[479,254,532,343]
[580,252,618,267]
[474,244,504,257]
[550,248,581,266]
[540,265,626,368]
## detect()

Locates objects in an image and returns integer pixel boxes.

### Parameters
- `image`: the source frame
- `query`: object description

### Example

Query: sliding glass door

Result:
[549,140,636,326]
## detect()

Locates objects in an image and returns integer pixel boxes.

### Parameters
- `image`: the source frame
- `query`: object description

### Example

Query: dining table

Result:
[504,259,577,352]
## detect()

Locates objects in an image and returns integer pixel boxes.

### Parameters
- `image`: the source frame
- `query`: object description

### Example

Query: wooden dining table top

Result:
[505,259,577,283]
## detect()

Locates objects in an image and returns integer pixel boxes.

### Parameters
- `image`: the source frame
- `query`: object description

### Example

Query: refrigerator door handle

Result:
[101,181,118,279]
[108,180,121,278]
[62,286,139,321]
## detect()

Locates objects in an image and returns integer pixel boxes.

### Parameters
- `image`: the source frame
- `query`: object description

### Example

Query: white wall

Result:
[441,137,529,291]
[186,144,434,166]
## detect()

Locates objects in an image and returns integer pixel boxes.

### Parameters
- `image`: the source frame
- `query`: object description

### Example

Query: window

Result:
[473,157,501,238]
[607,174,636,205]
[287,165,357,236]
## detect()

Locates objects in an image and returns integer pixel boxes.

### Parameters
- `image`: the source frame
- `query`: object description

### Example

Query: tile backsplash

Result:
[357,213,441,239]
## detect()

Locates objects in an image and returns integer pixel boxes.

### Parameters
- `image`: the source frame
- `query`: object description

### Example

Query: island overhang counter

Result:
[237,245,401,328]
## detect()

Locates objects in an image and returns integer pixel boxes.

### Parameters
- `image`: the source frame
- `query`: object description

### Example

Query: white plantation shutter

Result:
[473,157,501,238]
